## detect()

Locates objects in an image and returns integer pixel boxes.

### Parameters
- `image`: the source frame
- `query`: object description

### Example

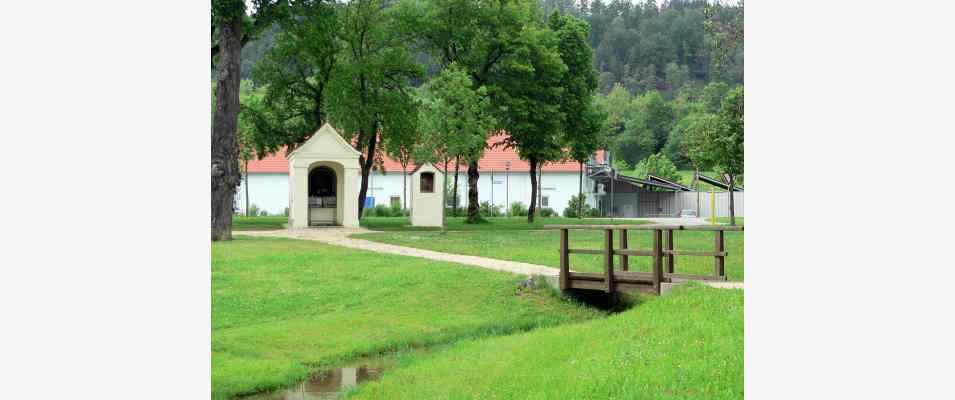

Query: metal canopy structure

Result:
[647,175,693,191]
[588,170,685,192]
[696,173,743,191]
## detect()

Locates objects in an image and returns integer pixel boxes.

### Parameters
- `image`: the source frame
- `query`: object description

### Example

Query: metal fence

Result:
[599,191,744,218]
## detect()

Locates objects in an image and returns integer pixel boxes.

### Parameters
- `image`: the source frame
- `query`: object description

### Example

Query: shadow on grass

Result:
[561,289,647,313]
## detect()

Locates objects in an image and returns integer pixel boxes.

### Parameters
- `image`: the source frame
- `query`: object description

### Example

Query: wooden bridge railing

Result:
[545,224,744,295]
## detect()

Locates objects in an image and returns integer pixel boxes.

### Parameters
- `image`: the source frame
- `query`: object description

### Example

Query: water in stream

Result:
[244,365,383,400]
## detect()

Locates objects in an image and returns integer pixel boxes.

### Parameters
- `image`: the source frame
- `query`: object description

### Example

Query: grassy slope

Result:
[361,216,649,231]
[213,236,602,399]
[355,228,744,281]
[351,284,743,399]
[233,215,287,231]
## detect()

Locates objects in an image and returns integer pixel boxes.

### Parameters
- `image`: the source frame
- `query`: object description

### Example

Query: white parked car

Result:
[679,209,698,218]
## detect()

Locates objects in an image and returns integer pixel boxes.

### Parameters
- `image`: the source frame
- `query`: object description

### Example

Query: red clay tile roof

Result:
[247,134,604,174]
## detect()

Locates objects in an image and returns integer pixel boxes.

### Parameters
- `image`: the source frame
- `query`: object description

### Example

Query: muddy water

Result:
[245,365,384,400]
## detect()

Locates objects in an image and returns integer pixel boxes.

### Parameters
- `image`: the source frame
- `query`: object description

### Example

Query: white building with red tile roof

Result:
[236,133,605,217]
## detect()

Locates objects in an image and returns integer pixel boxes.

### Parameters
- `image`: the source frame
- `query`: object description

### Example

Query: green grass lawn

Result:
[361,216,649,231]
[350,284,743,399]
[355,228,744,281]
[715,217,744,225]
[233,215,286,231]
[213,236,602,399]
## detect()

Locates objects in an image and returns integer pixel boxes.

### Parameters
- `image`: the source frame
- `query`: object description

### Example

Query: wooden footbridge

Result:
[545,224,743,296]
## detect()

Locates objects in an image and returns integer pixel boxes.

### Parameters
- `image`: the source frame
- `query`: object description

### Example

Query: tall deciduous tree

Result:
[397,0,532,222]
[684,85,743,225]
[245,0,338,156]
[417,65,497,224]
[616,89,674,166]
[211,0,247,241]
[550,11,605,219]
[495,25,567,223]
[211,0,286,241]
[326,0,422,218]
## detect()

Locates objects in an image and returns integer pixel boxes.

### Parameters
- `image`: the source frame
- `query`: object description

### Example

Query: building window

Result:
[541,196,549,207]
[390,196,401,208]
[420,172,434,193]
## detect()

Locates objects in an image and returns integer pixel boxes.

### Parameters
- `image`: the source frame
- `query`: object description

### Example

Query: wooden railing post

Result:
[559,228,569,290]
[665,229,674,276]
[714,230,725,280]
[652,229,663,294]
[604,229,614,293]
[619,229,629,271]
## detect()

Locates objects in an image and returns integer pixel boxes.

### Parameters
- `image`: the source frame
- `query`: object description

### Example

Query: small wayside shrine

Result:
[410,162,445,227]
[288,123,361,228]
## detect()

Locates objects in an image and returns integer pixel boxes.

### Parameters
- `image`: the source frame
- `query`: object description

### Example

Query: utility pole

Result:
[490,168,494,210]
[505,161,511,216]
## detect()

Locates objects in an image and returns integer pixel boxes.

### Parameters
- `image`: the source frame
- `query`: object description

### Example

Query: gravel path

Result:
[237,227,742,290]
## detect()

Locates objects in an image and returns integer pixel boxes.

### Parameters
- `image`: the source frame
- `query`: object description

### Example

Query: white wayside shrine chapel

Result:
[285,123,446,228]
[287,123,362,228]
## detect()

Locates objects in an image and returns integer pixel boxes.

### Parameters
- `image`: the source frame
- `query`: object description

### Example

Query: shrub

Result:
[509,201,528,216]
[259,209,269,217]
[283,207,289,217]
[479,201,502,217]
[248,203,261,217]
[390,202,402,216]
[633,153,682,186]
[364,204,403,217]
[539,207,557,217]
[563,194,594,218]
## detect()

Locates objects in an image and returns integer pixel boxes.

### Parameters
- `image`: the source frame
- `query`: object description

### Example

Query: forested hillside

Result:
[239,1,742,95]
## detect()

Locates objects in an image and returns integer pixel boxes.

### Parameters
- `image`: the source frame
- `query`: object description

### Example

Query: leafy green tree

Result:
[417,65,497,224]
[616,90,674,166]
[245,0,338,156]
[709,85,744,225]
[701,81,730,113]
[633,153,682,187]
[325,0,423,218]
[683,85,744,225]
[664,111,708,169]
[397,0,534,222]
[550,10,605,219]
[704,0,744,83]
[495,24,567,222]
[664,62,690,95]
[603,82,633,135]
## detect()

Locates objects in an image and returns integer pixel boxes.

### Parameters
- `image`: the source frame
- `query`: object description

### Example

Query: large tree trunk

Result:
[728,174,736,226]
[527,158,538,223]
[466,161,480,223]
[211,14,243,241]
[452,156,460,216]
[357,130,378,219]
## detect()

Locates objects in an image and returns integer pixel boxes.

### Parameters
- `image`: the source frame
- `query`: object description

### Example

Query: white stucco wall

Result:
[238,170,597,217]
[235,173,289,216]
